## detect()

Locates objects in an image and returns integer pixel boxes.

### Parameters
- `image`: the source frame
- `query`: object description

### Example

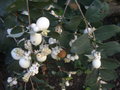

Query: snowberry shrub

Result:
[0,0,120,90]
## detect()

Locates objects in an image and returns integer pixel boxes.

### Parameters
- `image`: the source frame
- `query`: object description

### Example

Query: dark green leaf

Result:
[0,29,15,52]
[29,0,52,9]
[102,83,115,90]
[4,14,18,28]
[63,16,81,31]
[100,41,120,56]
[58,31,73,48]
[85,0,109,22]
[7,60,22,73]
[71,34,92,54]
[74,60,81,69]
[32,76,46,84]
[101,59,120,69]
[80,0,94,6]
[100,69,118,81]
[85,70,99,86]
[0,0,14,16]
[7,0,26,12]
[95,25,120,41]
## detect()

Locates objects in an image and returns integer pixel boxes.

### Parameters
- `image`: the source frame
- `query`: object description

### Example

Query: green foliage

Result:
[100,41,120,56]
[95,25,120,41]
[63,16,81,31]
[0,0,120,90]
[101,59,120,69]
[100,69,118,81]
[85,70,98,86]
[85,0,109,23]
[71,34,92,54]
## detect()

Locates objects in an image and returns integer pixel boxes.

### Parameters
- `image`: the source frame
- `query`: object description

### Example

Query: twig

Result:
[62,0,71,19]
[75,0,97,49]
[24,83,26,90]
[30,77,35,90]
[26,0,31,25]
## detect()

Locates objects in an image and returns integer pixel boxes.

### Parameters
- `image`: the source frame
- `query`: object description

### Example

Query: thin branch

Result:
[26,0,31,25]
[30,77,35,90]
[24,83,26,90]
[62,0,71,19]
[75,0,97,49]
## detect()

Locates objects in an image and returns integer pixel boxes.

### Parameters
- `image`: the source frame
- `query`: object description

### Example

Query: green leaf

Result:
[74,60,81,69]
[32,0,50,2]
[7,0,26,12]
[71,34,92,55]
[101,59,120,69]
[7,60,22,73]
[29,0,52,9]
[85,70,99,86]
[100,69,118,81]
[95,25,120,41]
[63,16,81,31]
[90,84,99,90]
[0,0,14,16]
[58,31,73,48]
[100,41,120,56]
[0,29,15,52]
[4,14,18,28]
[80,0,94,6]
[32,76,46,84]
[102,83,115,90]
[85,0,109,22]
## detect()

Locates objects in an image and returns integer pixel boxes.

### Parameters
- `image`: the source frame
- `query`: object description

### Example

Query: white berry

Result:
[92,59,101,69]
[36,17,50,30]
[74,54,79,60]
[19,58,31,69]
[30,23,40,32]
[65,81,70,86]
[7,77,13,83]
[36,53,47,62]
[30,33,42,46]
[12,80,17,85]
[48,38,57,44]
[11,48,24,60]
[30,23,36,29]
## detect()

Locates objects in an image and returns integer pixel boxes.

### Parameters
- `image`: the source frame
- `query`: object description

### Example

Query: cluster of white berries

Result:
[22,62,40,82]
[86,50,101,69]
[8,15,101,89]
[7,77,17,86]
[51,46,62,59]
[11,48,31,69]
[64,54,79,63]
[30,17,50,32]
[29,17,50,46]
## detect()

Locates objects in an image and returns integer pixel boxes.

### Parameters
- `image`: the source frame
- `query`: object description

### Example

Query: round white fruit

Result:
[11,48,24,60]
[30,23,36,29]
[12,80,17,85]
[30,23,40,32]
[36,53,47,62]
[92,59,101,69]
[19,58,31,68]
[7,77,13,83]
[36,17,50,30]
[84,28,92,34]
[30,33,42,46]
